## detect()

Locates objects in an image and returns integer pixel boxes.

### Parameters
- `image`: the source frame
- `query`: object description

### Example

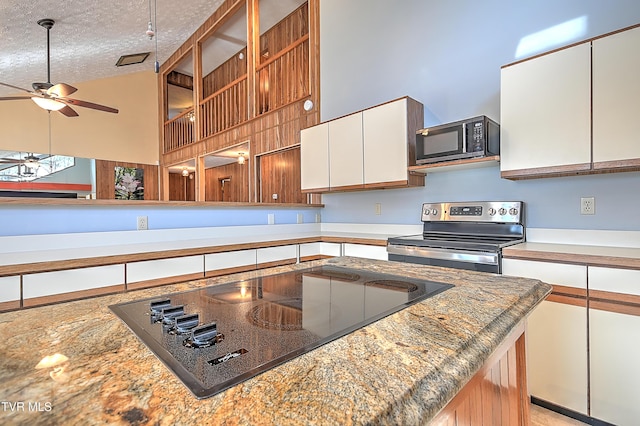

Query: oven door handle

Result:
[386,243,499,265]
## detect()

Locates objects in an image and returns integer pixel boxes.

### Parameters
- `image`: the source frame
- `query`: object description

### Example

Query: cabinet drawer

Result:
[343,243,387,260]
[0,276,20,311]
[23,265,125,306]
[256,245,297,267]
[204,250,256,276]
[502,259,586,288]
[299,242,341,261]
[589,267,640,296]
[127,256,203,287]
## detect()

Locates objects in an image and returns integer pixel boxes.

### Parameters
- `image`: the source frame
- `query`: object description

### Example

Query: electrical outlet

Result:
[315,213,321,223]
[581,197,595,215]
[297,213,304,224]
[268,213,275,225]
[137,216,148,230]
[375,203,382,215]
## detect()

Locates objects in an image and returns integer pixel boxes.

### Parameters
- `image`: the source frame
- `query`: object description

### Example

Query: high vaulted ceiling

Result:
[0,0,225,96]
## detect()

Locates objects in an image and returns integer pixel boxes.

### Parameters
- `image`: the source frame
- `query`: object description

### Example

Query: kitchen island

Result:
[0,257,550,425]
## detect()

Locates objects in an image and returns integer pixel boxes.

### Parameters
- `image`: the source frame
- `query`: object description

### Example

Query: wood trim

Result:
[551,285,587,299]
[432,321,529,425]
[547,293,587,307]
[321,236,387,246]
[255,34,309,72]
[301,187,330,193]
[503,249,640,270]
[205,264,257,277]
[500,163,592,180]
[589,299,640,316]
[592,158,640,172]
[256,259,297,270]
[0,300,20,311]
[126,272,204,291]
[0,182,93,192]
[327,183,365,192]
[589,289,640,315]
[299,254,333,262]
[22,284,125,308]
[409,156,500,174]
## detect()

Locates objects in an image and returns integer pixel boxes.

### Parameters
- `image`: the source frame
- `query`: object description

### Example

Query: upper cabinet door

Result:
[363,98,408,185]
[593,26,640,166]
[500,43,591,176]
[300,123,330,192]
[328,112,364,189]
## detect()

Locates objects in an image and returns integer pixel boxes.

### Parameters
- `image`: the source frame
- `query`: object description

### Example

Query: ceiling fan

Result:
[0,19,118,117]
[0,152,47,169]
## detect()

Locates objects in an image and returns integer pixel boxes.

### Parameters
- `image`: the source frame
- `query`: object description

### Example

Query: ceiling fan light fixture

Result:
[31,96,65,111]
[115,52,151,67]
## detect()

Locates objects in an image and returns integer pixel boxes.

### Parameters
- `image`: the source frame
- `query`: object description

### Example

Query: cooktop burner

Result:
[110,265,452,399]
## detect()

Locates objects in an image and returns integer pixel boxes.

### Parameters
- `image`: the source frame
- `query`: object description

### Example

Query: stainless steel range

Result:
[109,265,452,399]
[387,201,525,273]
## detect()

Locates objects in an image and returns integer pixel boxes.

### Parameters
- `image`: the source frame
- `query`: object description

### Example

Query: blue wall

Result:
[0,205,320,236]
[319,0,640,231]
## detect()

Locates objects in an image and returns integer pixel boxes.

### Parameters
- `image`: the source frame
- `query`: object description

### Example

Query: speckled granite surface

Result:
[0,257,550,425]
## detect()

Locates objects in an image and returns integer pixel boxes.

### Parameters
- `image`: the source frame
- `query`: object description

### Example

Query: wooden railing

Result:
[200,76,248,139]
[163,108,194,152]
[256,35,310,115]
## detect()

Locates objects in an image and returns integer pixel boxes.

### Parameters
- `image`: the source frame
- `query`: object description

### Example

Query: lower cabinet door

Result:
[590,308,640,426]
[527,300,588,415]
[342,243,387,260]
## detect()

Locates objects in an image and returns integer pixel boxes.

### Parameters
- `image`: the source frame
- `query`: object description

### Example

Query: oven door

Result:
[387,243,501,273]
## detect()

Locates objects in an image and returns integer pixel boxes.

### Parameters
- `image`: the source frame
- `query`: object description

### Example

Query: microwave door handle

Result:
[461,122,466,153]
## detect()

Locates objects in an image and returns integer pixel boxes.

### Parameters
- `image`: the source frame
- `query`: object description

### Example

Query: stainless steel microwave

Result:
[415,116,500,164]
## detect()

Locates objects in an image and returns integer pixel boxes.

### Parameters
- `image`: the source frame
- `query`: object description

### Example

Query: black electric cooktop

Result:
[109,265,452,399]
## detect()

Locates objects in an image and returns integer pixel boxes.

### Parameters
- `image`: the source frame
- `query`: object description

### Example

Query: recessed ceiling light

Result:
[115,52,151,67]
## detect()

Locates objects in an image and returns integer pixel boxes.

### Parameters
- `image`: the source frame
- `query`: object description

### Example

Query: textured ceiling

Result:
[0,0,225,96]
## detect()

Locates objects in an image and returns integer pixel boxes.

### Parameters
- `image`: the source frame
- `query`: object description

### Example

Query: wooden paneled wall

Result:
[95,160,159,200]
[259,4,308,57]
[159,0,321,203]
[168,172,195,201]
[203,47,247,99]
[259,147,303,203]
[204,161,249,202]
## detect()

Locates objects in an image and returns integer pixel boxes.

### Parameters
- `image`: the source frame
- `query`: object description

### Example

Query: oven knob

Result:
[431,209,438,216]
[487,208,496,216]
[509,208,519,216]
[498,208,507,215]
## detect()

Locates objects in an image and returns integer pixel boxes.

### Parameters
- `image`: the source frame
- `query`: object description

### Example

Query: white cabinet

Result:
[0,276,21,310]
[592,26,640,166]
[300,123,329,191]
[343,243,388,260]
[363,98,411,184]
[256,245,297,268]
[500,42,591,176]
[23,265,125,307]
[588,267,640,426]
[300,97,423,192]
[299,242,341,261]
[126,255,203,288]
[329,112,364,188]
[501,24,640,179]
[204,249,256,276]
[502,259,588,415]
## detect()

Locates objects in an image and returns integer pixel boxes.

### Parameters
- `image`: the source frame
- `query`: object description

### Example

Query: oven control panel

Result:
[421,201,523,223]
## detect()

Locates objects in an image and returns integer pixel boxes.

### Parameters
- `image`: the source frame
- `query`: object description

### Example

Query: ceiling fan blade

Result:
[47,83,77,97]
[0,81,33,94]
[61,97,118,114]
[0,96,32,101]
[58,105,79,117]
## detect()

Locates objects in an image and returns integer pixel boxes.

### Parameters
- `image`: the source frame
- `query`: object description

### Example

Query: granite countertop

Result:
[0,257,550,425]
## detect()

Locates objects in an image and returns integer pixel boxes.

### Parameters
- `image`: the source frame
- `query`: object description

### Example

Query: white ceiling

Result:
[0,0,225,96]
